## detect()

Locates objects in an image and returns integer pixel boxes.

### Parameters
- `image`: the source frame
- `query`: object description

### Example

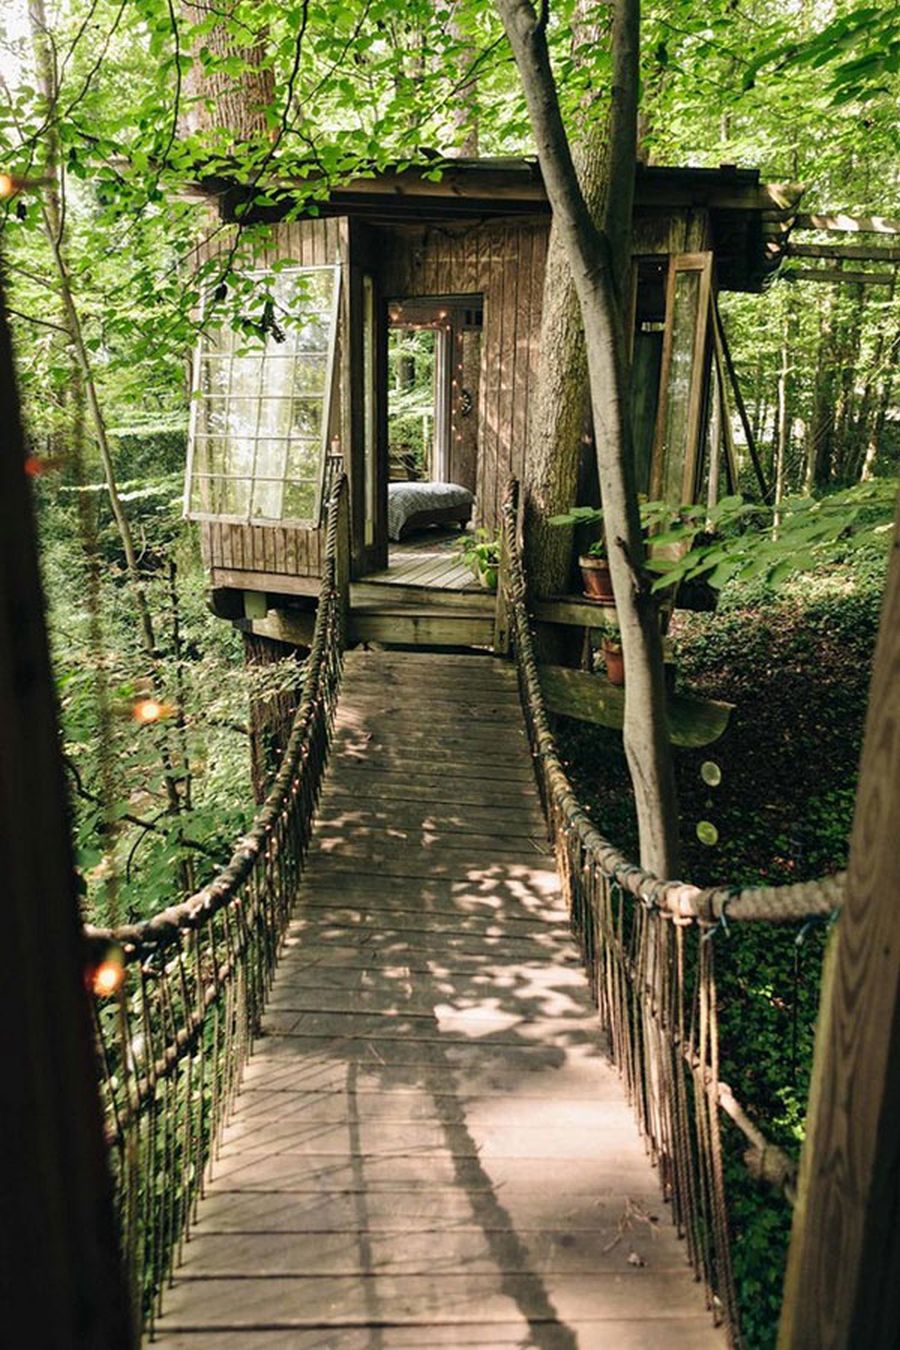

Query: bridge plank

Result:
[153,650,721,1349]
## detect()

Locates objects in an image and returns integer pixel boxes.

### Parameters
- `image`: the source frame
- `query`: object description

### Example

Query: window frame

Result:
[184,263,342,530]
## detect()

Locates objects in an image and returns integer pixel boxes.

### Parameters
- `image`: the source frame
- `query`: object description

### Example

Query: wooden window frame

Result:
[649,252,713,505]
[184,264,342,530]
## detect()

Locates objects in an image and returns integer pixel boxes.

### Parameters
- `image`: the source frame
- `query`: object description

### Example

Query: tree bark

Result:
[182,3,275,143]
[496,0,679,876]
[0,279,134,1349]
[523,5,611,605]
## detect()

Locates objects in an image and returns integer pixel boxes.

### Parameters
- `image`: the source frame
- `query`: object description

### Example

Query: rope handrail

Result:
[501,478,838,1347]
[83,470,350,1335]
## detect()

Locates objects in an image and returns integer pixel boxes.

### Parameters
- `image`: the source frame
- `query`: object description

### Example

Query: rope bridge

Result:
[501,478,843,1347]
[82,471,349,1333]
[80,467,841,1347]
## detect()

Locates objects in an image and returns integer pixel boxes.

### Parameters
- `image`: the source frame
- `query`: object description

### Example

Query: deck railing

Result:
[501,478,843,1347]
[82,472,350,1336]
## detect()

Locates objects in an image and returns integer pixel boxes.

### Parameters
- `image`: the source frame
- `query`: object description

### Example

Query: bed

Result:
[387,481,474,542]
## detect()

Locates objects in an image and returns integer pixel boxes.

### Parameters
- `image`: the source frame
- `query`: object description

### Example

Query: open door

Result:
[386,296,483,494]
[650,252,713,507]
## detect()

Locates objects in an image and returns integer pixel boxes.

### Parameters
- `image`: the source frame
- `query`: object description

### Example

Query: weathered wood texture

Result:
[538,663,733,747]
[153,649,721,1348]
[780,500,900,1349]
[0,292,132,1344]
[377,221,549,531]
[198,217,342,584]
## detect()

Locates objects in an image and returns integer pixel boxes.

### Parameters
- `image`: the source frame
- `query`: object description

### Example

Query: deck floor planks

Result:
[365,532,479,594]
[154,650,723,1349]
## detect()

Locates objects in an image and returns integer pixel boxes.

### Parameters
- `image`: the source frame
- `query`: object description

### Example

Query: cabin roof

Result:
[197,157,802,292]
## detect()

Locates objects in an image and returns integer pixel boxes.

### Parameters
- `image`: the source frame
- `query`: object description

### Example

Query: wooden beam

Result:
[780,491,900,1349]
[787,242,900,264]
[795,213,900,235]
[538,664,733,747]
[0,291,133,1341]
[783,266,896,287]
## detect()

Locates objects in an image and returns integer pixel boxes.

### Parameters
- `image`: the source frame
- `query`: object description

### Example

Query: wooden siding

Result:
[377,219,549,531]
[196,217,343,583]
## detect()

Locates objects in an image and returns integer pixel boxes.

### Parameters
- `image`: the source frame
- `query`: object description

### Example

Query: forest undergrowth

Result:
[557,546,886,1347]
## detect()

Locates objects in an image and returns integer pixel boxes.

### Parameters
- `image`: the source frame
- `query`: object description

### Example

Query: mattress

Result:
[387,480,474,541]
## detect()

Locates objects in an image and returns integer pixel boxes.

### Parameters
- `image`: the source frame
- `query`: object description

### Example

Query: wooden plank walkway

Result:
[153,651,723,1349]
[366,532,479,593]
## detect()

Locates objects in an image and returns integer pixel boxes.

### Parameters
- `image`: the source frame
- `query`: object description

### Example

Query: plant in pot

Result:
[548,505,615,603]
[598,621,624,686]
[458,530,500,590]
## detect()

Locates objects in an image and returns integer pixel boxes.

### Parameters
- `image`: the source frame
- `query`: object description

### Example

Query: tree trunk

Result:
[523,4,612,605]
[182,3,275,143]
[0,279,134,1349]
[497,0,680,876]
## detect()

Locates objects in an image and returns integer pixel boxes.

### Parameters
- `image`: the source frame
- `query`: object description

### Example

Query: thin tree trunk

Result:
[30,0,186,832]
[497,0,679,876]
[774,309,790,536]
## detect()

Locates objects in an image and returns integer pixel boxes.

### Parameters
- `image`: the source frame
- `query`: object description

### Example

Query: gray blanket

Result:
[387,481,474,541]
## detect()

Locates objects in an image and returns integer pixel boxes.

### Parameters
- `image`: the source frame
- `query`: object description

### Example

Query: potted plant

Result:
[548,505,615,602]
[599,622,624,686]
[458,530,500,590]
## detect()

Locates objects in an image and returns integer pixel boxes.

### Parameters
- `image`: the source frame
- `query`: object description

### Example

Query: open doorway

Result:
[384,296,483,565]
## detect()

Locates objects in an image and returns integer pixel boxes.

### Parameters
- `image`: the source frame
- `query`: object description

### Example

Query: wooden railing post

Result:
[779,494,900,1349]
[335,475,351,649]
[494,479,517,656]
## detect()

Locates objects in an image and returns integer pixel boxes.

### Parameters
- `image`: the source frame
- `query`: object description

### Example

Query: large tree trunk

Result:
[523,6,611,604]
[497,0,679,876]
[0,280,134,1348]
[182,4,275,143]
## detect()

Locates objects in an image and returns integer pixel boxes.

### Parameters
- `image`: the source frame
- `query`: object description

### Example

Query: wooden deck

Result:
[368,530,481,593]
[153,650,723,1349]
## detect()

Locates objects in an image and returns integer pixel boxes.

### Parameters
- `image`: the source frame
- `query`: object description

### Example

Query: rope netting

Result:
[501,480,843,1347]
[82,471,349,1334]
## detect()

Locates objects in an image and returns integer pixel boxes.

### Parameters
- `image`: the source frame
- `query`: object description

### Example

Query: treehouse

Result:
[184,158,799,651]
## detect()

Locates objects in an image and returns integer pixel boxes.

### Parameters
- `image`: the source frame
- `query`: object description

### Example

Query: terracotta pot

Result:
[579,555,615,603]
[602,639,625,686]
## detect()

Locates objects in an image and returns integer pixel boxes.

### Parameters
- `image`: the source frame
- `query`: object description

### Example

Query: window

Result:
[185,265,341,527]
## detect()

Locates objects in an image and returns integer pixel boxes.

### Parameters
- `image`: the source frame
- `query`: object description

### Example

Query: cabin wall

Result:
[375,219,549,531]
[196,216,344,594]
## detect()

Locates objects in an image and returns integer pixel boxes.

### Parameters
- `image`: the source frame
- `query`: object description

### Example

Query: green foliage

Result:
[643,481,896,594]
[558,543,883,1346]
[458,529,500,589]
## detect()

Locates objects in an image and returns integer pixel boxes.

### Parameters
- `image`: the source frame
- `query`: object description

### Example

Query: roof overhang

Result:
[192,157,802,292]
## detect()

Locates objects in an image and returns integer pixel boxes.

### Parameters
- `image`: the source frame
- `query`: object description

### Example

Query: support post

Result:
[779,492,900,1349]
[494,480,516,656]
[0,290,133,1342]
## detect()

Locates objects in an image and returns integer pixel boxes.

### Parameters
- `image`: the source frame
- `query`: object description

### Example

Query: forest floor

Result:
[556,546,887,1349]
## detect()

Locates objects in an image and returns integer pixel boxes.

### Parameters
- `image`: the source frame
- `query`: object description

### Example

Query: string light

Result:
[132,698,176,724]
[91,951,126,998]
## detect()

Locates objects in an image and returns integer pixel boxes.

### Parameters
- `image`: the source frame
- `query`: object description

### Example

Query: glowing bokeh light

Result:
[132,698,175,724]
[700,761,722,787]
[92,958,125,998]
[696,820,719,847]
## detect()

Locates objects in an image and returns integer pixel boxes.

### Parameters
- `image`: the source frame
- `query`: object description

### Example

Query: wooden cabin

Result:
[184,158,798,647]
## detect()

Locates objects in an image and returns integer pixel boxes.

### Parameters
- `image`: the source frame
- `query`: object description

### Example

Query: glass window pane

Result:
[285,438,320,479]
[293,355,328,395]
[187,265,339,527]
[658,269,701,504]
[229,358,264,399]
[291,398,323,438]
[209,477,251,515]
[258,398,292,438]
[283,480,316,520]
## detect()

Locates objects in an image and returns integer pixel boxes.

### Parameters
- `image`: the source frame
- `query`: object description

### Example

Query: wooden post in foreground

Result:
[0,288,133,1345]
[779,493,900,1349]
